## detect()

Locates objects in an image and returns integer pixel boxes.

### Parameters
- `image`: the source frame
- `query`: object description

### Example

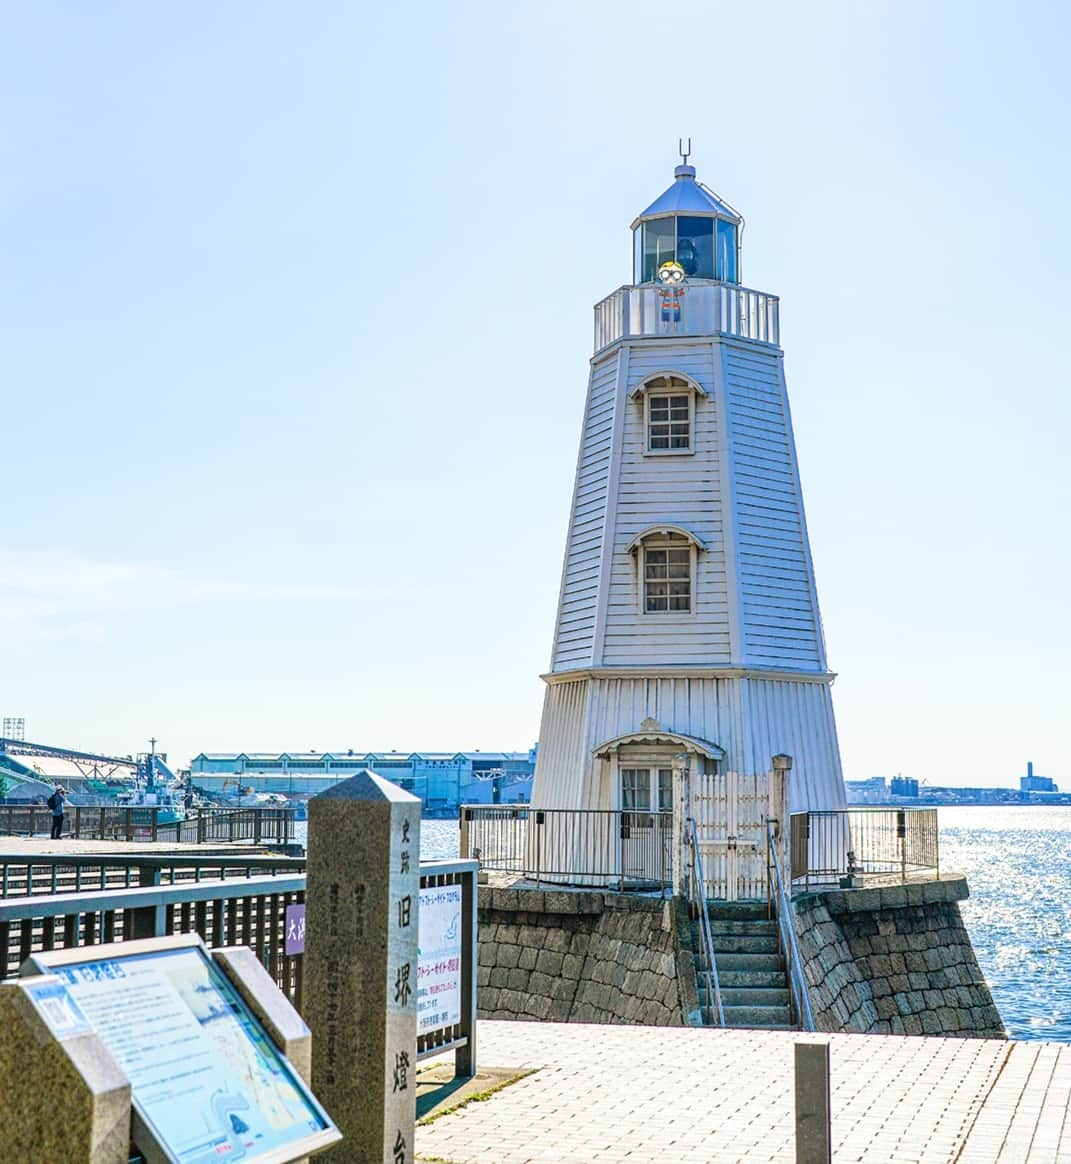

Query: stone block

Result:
[547,998,571,1022]
[561,953,583,980]
[551,976,576,1003]
[507,968,530,992]
[528,971,554,997]
[879,886,908,910]
[518,925,546,949]
[518,946,538,972]
[535,949,565,977]
[478,942,496,967]
[493,888,521,912]
[902,1013,923,1035]
[516,889,546,913]
[920,1010,942,1034]
[498,988,527,1013]
[577,892,604,914]
[489,967,510,988]
[875,996,898,1020]
[641,1000,667,1025]
[496,943,520,970]
[544,928,572,954]
[524,994,553,1020]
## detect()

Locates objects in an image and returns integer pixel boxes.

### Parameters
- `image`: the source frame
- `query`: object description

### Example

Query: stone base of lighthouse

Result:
[532,668,846,817]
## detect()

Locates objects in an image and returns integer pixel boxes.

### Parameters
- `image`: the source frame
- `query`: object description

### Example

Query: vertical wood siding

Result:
[550,355,620,670]
[531,679,592,810]
[722,342,825,669]
[533,674,845,816]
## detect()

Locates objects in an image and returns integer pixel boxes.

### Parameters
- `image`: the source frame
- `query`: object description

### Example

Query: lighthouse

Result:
[532,155,846,869]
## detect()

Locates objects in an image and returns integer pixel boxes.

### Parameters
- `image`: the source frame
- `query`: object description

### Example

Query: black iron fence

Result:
[0,853,479,1075]
[0,804,295,845]
[0,851,306,898]
[790,808,940,890]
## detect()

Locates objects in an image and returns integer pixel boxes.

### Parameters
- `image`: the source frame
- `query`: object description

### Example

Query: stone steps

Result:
[711,933,780,955]
[718,969,786,989]
[691,908,798,1031]
[713,951,783,973]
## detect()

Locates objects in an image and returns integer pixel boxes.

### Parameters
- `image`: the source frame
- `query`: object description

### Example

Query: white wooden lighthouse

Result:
[532,156,846,869]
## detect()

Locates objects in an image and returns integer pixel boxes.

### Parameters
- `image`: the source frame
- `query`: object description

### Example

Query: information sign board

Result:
[417,882,463,1035]
[27,936,340,1164]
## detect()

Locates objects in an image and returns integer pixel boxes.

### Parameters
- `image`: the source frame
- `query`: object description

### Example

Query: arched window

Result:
[629,373,707,456]
[626,526,705,615]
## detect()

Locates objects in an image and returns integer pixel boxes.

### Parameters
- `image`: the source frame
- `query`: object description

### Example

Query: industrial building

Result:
[188,749,536,814]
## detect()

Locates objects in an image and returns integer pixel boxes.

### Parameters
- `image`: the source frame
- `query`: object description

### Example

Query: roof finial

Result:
[678,137,692,166]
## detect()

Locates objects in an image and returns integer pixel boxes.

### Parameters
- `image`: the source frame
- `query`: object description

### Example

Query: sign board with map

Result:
[25,934,341,1164]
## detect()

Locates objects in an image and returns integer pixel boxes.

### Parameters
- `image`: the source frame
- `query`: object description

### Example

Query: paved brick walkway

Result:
[416,1022,1071,1163]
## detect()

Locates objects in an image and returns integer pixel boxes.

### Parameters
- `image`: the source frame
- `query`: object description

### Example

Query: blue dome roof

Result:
[631,164,742,228]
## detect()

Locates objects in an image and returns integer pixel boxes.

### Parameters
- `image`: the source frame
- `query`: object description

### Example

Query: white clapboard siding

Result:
[723,342,824,669]
[550,354,620,670]
[596,343,733,665]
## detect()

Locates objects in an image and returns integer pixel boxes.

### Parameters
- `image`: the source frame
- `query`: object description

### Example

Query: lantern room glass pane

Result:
[641,218,676,283]
[716,220,738,283]
[676,217,715,279]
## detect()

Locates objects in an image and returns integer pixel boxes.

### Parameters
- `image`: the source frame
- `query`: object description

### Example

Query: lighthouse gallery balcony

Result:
[594,278,780,354]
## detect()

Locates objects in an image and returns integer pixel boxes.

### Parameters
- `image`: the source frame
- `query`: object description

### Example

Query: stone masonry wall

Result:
[477,886,700,1026]
[792,877,1004,1038]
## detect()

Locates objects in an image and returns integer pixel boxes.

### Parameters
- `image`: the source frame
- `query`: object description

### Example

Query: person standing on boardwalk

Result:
[48,786,67,840]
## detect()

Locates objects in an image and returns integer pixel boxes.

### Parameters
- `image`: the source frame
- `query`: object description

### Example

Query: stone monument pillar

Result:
[304,772,421,1164]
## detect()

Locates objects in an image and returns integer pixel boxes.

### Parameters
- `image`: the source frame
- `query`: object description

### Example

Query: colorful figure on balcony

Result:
[657,260,686,330]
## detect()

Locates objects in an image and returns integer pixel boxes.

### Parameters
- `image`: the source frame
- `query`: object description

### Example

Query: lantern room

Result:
[631,162,743,285]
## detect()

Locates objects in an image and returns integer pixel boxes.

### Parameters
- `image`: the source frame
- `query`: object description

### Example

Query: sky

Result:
[2,1,1070,787]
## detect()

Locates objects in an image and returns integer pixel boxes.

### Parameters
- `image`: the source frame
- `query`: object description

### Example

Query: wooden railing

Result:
[0,804,295,845]
[789,808,940,891]
[593,280,780,351]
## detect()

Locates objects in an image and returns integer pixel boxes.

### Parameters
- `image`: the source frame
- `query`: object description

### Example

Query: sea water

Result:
[939,805,1071,1041]
[294,808,1071,1041]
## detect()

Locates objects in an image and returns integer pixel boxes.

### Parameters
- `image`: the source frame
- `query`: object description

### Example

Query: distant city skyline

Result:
[3,2,1069,787]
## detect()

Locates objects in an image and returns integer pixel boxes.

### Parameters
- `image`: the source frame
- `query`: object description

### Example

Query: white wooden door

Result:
[692,769,786,900]
[619,766,672,885]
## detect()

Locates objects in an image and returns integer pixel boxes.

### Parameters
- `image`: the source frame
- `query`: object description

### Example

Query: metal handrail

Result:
[688,817,723,1026]
[766,819,814,1031]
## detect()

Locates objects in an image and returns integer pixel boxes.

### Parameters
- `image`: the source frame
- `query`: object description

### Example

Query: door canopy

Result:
[592,728,725,761]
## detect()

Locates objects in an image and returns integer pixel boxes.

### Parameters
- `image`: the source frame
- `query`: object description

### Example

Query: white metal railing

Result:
[790,808,940,891]
[766,819,814,1032]
[689,817,724,1026]
[459,805,672,891]
[593,280,780,351]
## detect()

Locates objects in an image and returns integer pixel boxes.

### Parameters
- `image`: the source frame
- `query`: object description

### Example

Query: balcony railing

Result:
[593,280,780,352]
[789,808,940,891]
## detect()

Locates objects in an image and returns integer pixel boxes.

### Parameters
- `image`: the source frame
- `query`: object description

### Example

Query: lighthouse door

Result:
[693,770,782,901]
[618,766,673,887]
